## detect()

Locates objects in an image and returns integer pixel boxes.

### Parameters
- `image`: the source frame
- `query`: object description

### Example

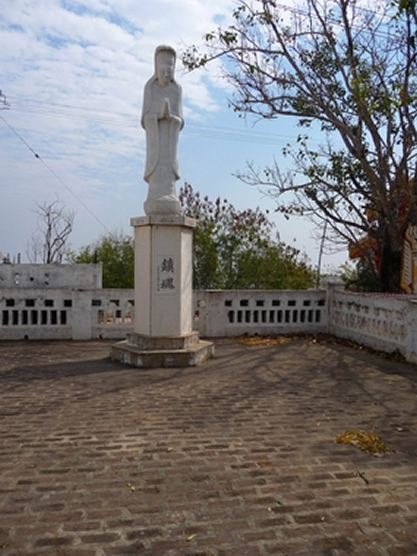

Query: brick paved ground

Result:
[1,337,417,556]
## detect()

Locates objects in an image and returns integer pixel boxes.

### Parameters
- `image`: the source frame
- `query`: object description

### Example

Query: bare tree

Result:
[184,0,417,291]
[0,90,9,110]
[26,198,75,263]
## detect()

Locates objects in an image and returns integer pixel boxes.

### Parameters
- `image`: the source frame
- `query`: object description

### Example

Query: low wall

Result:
[0,288,134,341]
[194,289,327,337]
[1,283,417,365]
[328,287,417,363]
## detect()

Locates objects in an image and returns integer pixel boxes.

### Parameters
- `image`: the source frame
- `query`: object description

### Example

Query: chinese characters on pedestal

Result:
[156,256,176,293]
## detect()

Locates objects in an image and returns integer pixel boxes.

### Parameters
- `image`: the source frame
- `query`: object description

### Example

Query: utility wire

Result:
[0,114,111,234]
[4,96,314,146]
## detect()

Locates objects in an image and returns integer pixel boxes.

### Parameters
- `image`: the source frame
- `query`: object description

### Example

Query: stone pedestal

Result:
[110,215,214,368]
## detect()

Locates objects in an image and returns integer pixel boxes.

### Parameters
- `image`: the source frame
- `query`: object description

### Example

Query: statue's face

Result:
[156,51,175,86]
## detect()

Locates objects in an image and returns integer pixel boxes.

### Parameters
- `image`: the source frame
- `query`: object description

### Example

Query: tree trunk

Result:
[379,242,402,293]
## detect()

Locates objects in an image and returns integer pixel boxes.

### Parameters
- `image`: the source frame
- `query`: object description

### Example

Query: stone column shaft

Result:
[131,215,195,337]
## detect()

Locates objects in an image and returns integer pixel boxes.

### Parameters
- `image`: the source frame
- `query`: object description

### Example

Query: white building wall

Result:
[0,264,102,289]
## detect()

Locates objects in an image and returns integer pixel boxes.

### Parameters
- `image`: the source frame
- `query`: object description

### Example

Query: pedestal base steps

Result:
[110,331,214,368]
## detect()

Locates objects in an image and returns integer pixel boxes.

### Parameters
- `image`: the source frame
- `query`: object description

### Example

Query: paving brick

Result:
[1,338,417,555]
[34,536,74,547]
[80,532,122,543]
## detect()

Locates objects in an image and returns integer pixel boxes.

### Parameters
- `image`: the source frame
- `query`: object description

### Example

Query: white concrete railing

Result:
[194,289,327,337]
[1,284,417,364]
[0,288,134,341]
[0,287,327,341]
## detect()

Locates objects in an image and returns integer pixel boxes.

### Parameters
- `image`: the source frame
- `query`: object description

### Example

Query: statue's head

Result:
[155,45,176,86]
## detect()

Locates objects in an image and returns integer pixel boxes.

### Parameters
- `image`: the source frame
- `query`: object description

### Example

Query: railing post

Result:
[72,290,93,340]
[195,290,208,337]
[325,279,344,335]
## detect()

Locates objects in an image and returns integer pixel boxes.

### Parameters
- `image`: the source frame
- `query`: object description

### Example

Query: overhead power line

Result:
[4,95,313,146]
[0,114,111,234]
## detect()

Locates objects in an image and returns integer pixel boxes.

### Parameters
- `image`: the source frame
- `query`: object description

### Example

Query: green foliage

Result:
[68,231,134,288]
[179,183,315,289]
[339,261,382,292]
[69,189,315,291]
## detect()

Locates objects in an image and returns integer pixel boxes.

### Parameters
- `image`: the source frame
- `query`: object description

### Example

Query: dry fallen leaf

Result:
[336,429,390,456]
[235,335,293,346]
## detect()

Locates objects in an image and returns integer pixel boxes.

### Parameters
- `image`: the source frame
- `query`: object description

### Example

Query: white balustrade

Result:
[2,275,417,364]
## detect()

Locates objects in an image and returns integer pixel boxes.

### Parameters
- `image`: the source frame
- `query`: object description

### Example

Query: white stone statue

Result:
[141,45,184,216]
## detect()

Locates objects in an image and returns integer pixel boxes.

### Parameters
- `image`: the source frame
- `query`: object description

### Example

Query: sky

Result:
[0,0,349,272]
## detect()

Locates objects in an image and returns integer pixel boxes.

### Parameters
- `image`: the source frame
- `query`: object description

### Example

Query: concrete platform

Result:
[1,336,417,555]
[110,331,214,368]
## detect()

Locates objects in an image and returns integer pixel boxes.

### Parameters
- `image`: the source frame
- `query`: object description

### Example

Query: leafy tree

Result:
[26,198,75,263]
[183,0,417,292]
[69,232,134,288]
[339,260,382,292]
[69,187,315,290]
[179,183,315,289]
